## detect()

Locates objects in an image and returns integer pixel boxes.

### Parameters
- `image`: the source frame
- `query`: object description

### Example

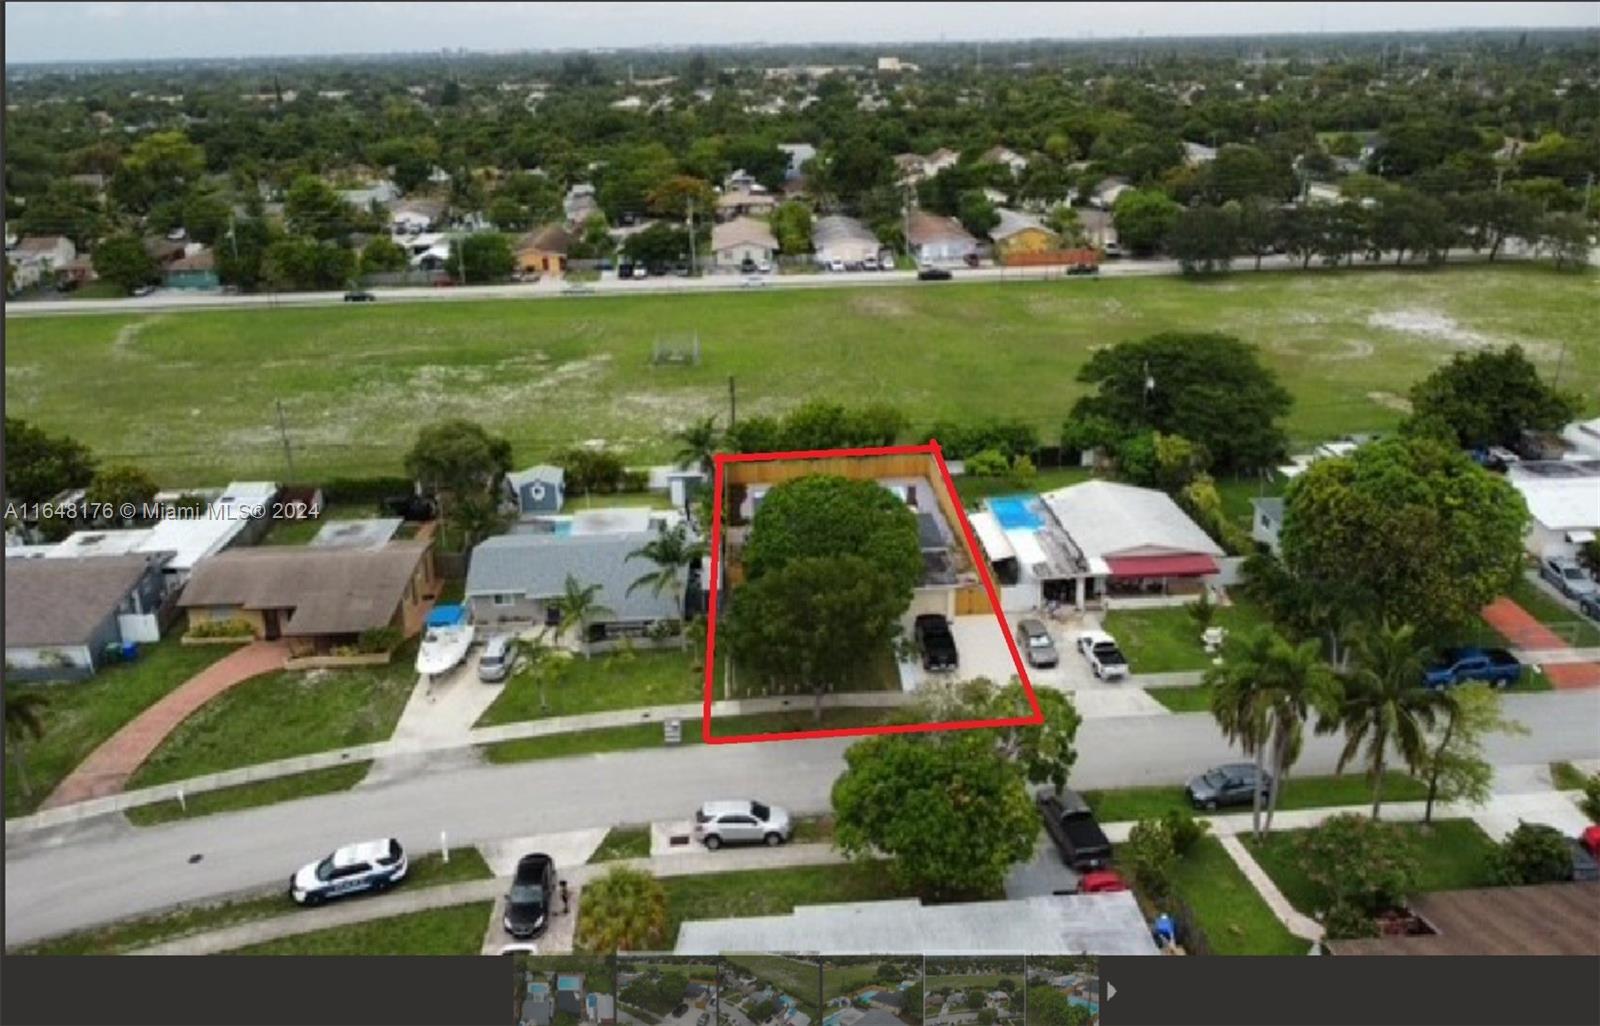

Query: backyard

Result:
[8,266,1597,485]
[4,637,233,817]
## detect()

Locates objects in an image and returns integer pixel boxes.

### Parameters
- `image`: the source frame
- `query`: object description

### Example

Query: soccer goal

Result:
[650,331,701,366]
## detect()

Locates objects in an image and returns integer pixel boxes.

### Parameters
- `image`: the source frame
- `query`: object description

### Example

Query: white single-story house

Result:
[777,143,816,180]
[1251,497,1286,556]
[1506,460,1600,560]
[1182,141,1218,165]
[1560,417,1600,460]
[463,530,688,649]
[390,198,447,234]
[4,553,172,681]
[710,217,778,270]
[1091,177,1133,210]
[504,465,566,516]
[812,215,883,266]
[924,147,960,174]
[340,179,401,210]
[980,146,1030,175]
[905,211,978,266]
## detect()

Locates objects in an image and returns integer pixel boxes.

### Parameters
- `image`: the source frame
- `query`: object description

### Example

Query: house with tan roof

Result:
[177,542,437,657]
[515,223,574,277]
[989,208,1058,258]
[905,211,978,266]
[711,216,778,270]
[715,188,778,222]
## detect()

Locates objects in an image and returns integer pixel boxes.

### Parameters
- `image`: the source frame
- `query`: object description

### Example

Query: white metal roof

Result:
[1041,480,1224,562]
[1508,461,1600,531]
[46,529,155,558]
[138,481,277,571]
[966,511,1015,562]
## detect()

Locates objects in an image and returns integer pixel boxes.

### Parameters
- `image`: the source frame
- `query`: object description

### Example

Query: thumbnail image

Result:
[822,957,923,1026]
[719,955,823,1026]
[1022,957,1099,1026]
[617,957,720,1026]
[517,955,617,1026]
[923,959,1025,1026]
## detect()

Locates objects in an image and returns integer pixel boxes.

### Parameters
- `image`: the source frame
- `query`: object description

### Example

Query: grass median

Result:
[1083,772,1429,823]
[125,762,373,826]
[226,902,494,955]
[483,707,895,764]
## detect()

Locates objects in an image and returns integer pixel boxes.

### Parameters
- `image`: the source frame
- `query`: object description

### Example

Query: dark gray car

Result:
[1186,763,1273,811]
[1015,619,1059,668]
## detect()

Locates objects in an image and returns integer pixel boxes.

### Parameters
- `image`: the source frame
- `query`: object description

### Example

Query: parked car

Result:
[130,284,156,297]
[740,275,767,288]
[917,267,953,281]
[826,258,846,272]
[1422,647,1524,690]
[381,494,437,521]
[1068,869,1129,894]
[861,256,880,271]
[1065,263,1099,276]
[1102,241,1124,258]
[963,252,980,267]
[1571,836,1600,883]
[477,635,519,683]
[1186,764,1273,811]
[1037,789,1113,870]
[617,262,636,279]
[1015,618,1059,668]
[289,838,407,906]
[739,257,758,273]
[633,265,650,280]
[1541,556,1598,600]
[692,800,792,850]
[755,258,772,273]
[1075,630,1128,680]
[1578,594,1600,623]
[343,290,376,302]
[503,853,556,938]
[915,613,959,671]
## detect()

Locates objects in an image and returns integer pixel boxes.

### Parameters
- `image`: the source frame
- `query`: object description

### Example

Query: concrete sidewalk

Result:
[132,842,848,955]
[41,641,289,809]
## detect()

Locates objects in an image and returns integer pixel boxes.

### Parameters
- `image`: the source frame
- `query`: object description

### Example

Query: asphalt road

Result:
[6,690,1599,945]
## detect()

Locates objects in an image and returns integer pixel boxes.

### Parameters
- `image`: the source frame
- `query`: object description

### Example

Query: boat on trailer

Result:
[416,604,475,677]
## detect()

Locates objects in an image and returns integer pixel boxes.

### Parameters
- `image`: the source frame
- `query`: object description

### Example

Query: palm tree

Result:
[5,691,49,801]
[1258,635,1339,834]
[1205,629,1276,838]
[511,634,559,714]
[1332,620,1449,819]
[447,492,507,550]
[626,523,707,651]
[573,865,669,953]
[551,575,613,660]
[673,415,720,476]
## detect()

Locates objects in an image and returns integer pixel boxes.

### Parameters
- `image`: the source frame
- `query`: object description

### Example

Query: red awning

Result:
[1105,554,1219,578]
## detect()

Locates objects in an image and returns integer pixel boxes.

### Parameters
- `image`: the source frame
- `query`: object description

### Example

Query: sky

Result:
[5,2,1596,64]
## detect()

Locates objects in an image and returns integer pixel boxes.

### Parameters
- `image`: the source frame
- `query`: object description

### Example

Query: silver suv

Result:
[477,635,518,683]
[1015,618,1059,668]
[1541,556,1598,601]
[692,800,793,850]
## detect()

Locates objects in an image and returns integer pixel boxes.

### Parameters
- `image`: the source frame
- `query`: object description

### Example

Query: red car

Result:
[1073,870,1129,894]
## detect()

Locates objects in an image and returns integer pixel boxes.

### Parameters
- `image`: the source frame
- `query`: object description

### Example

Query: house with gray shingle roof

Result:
[464,530,688,648]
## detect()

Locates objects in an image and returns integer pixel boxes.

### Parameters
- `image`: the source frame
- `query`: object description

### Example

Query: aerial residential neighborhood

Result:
[2,6,1600,1026]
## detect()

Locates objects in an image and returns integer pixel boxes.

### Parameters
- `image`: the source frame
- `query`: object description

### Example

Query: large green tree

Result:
[85,465,159,525]
[1070,332,1291,472]
[1168,204,1238,274]
[725,555,905,719]
[4,418,96,504]
[1280,437,1528,641]
[909,678,1082,795]
[1111,188,1182,256]
[449,233,516,283]
[832,729,1038,898]
[574,866,669,952]
[742,474,922,601]
[1407,345,1578,450]
[90,234,160,293]
[403,418,512,521]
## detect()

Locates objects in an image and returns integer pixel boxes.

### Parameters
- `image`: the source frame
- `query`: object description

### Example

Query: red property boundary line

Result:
[702,441,1043,744]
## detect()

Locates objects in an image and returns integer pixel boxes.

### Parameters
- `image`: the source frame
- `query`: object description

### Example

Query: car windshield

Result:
[1028,634,1051,648]
[509,883,544,905]
[1203,770,1227,786]
[1563,567,1584,580]
[1094,643,1125,662]
[314,857,335,882]
[481,654,503,668]
[750,801,771,821]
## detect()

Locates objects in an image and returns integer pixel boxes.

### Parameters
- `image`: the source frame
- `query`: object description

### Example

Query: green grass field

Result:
[126,656,416,788]
[482,707,895,763]
[1101,597,1273,674]
[723,954,823,1013]
[9,266,1595,485]
[5,638,233,818]
[1245,819,1500,918]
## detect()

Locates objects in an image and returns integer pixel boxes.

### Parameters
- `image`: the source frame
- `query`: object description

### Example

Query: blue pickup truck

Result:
[1423,647,1523,690]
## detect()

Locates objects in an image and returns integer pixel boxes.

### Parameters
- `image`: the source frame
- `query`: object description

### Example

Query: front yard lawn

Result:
[5,637,235,818]
[1550,761,1592,791]
[1101,596,1272,674]
[126,762,373,826]
[1497,576,1600,648]
[11,848,489,954]
[483,707,894,764]
[1169,837,1307,955]
[1244,819,1499,919]
[657,862,926,946]
[592,825,652,861]
[127,652,417,788]
[1144,684,1214,713]
[477,647,703,726]
[1083,772,1428,823]
[227,902,493,955]
[726,644,902,699]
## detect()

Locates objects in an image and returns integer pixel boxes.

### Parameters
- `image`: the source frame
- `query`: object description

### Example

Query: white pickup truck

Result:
[1075,630,1130,681]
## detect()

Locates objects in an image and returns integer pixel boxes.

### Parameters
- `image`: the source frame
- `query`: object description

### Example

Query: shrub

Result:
[1295,813,1417,915]
[357,627,401,653]
[189,618,256,639]
[554,448,626,495]
[619,468,650,492]
[925,418,1039,459]
[575,866,669,952]
[1123,817,1177,899]
[1582,774,1600,823]
[1493,822,1574,885]
[1008,453,1037,488]
[1162,808,1210,857]
[322,476,414,504]
[965,448,1011,478]
[1322,901,1378,941]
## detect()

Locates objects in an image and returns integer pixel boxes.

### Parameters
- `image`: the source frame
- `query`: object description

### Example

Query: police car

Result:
[289,838,408,906]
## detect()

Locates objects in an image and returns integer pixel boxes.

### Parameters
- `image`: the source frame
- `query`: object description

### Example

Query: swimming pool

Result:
[557,975,582,991]
[527,983,550,997]
[987,494,1044,531]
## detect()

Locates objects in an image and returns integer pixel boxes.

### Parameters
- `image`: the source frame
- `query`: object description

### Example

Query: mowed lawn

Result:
[8,265,1595,484]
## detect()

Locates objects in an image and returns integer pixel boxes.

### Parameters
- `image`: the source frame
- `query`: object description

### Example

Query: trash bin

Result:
[664,718,682,745]
[120,640,139,662]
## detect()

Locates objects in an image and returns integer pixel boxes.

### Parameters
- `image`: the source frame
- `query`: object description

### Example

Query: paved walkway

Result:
[41,641,289,809]
[1217,834,1324,941]
[132,842,848,955]
[1482,596,1600,689]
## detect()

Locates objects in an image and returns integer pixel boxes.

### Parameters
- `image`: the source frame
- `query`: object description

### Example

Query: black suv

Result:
[503,853,556,939]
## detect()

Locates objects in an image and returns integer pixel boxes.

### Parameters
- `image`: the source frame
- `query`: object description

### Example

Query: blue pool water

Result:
[1068,997,1099,1015]
[557,975,582,991]
[527,983,550,997]
[988,494,1044,530]
[859,991,878,1001]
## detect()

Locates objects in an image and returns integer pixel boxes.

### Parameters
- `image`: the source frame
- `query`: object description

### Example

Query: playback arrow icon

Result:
[1105,983,1116,1001]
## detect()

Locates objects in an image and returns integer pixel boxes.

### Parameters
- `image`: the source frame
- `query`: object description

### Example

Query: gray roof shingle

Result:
[465,532,682,621]
[5,555,158,647]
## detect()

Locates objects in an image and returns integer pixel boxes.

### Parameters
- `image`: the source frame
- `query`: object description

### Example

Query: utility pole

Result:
[727,376,736,429]
[1584,172,1594,217]
[456,235,467,286]
[275,400,295,479]
[687,198,697,276]
[227,212,239,261]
